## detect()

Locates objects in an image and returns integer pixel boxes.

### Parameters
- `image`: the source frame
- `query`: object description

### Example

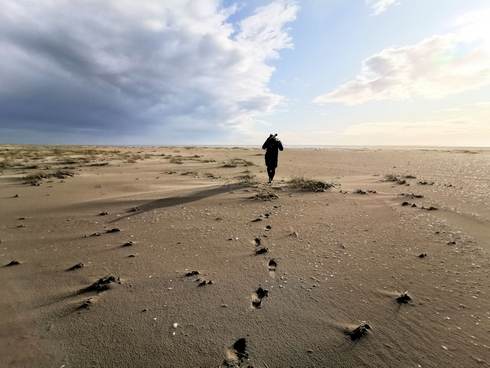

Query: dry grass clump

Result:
[235,173,258,185]
[222,158,255,168]
[287,177,334,192]
[384,174,407,185]
[204,172,218,179]
[23,170,74,186]
[169,157,184,164]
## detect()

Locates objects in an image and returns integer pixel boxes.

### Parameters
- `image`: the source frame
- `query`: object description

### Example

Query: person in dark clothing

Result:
[262,134,283,183]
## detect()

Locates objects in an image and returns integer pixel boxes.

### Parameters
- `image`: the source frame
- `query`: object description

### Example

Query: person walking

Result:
[262,134,283,183]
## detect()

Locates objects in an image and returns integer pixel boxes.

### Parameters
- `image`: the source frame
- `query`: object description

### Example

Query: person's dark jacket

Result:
[262,136,283,168]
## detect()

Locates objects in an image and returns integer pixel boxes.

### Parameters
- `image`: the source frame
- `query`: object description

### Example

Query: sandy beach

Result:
[1,145,489,368]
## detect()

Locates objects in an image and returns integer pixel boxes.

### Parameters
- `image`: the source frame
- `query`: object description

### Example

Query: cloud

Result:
[0,0,298,143]
[366,0,398,16]
[339,101,490,146]
[314,8,490,105]
[341,119,490,146]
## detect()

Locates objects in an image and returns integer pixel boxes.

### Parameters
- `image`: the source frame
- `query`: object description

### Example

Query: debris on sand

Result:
[185,270,200,277]
[418,253,428,258]
[418,180,434,186]
[396,291,412,304]
[78,298,94,310]
[13,194,19,198]
[222,158,255,168]
[223,338,249,367]
[4,260,21,267]
[288,177,334,192]
[254,238,261,247]
[66,262,84,271]
[106,228,121,234]
[252,287,269,308]
[265,225,272,231]
[421,206,438,211]
[98,211,109,216]
[251,218,262,222]
[400,193,424,199]
[401,201,418,208]
[197,279,213,287]
[353,189,368,195]
[346,322,372,341]
[251,191,279,201]
[23,170,75,186]
[82,275,120,293]
[121,241,134,247]
[383,174,407,185]
[127,254,137,258]
[255,247,269,255]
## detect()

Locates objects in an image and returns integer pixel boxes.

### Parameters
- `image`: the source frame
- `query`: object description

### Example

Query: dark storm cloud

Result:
[0,0,297,143]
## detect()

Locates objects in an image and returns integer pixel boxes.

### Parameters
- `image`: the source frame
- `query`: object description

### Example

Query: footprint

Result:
[197,279,213,287]
[4,260,21,267]
[255,247,268,255]
[223,338,248,367]
[345,322,371,341]
[251,287,269,309]
[268,259,277,275]
[396,291,412,304]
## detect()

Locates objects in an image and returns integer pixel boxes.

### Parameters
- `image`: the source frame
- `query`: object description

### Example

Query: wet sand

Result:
[1,145,489,367]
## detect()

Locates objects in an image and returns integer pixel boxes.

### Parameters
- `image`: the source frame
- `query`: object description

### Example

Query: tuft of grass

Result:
[23,169,74,185]
[287,177,334,192]
[222,158,255,168]
[235,173,258,185]
[169,157,183,164]
[384,174,407,185]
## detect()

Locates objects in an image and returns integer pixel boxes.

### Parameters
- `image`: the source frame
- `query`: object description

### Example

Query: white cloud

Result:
[314,8,490,105]
[341,119,490,146]
[0,0,298,142]
[366,0,399,16]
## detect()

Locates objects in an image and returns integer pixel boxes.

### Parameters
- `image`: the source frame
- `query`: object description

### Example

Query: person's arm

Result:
[278,140,283,151]
[262,136,272,150]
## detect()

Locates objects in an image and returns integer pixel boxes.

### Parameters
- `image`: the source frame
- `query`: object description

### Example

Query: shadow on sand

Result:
[110,183,246,222]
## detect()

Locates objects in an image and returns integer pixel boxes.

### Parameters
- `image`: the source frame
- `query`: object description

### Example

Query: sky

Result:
[0,0,489,146]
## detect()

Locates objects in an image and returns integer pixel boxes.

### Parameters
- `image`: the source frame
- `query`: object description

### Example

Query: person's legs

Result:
[267,167,275,183]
